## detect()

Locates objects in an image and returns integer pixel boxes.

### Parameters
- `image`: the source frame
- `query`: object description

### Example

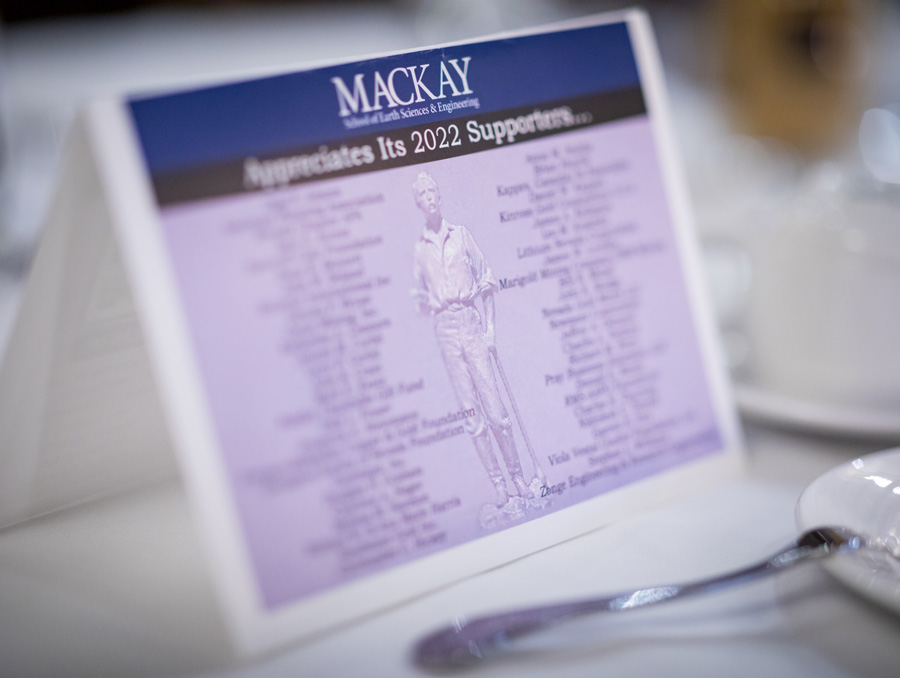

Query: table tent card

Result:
[0,10,741,654]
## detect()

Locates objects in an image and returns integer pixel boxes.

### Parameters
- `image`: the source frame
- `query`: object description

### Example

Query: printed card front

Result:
[121,11,739,649]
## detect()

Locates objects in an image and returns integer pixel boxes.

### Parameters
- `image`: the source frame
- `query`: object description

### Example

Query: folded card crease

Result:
[0,115,177,528]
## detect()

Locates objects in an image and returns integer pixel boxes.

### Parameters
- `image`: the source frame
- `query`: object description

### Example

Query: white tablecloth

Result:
[2,422,899,678]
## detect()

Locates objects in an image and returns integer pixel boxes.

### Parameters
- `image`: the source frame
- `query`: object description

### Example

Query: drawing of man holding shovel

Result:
[410,171,544,509]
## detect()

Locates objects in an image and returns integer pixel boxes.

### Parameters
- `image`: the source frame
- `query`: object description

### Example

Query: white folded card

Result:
[0,10,741,654]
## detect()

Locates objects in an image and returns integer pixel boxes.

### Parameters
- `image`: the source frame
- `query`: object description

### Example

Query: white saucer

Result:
[796,447,900,615]
[734,382,900,441]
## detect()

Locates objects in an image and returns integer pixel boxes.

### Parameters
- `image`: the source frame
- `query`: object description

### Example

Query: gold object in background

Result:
[720,0,867,156]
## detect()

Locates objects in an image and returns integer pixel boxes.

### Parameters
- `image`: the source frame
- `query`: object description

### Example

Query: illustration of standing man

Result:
[411,171,534,508]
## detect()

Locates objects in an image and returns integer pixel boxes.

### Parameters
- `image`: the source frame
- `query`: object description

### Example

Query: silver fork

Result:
[413,526,891,669]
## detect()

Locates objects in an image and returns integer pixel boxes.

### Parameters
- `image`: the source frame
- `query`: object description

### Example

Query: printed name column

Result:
[497,138,679,483]
[238,186,444,577]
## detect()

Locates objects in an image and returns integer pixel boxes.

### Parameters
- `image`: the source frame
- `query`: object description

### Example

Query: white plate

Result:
[796,447,900,615]
[734,382,900,442]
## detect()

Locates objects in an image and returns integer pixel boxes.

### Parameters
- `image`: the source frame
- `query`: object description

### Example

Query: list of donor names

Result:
[493,133,718,495]
[183,120,721,599]
[228,186,461,580]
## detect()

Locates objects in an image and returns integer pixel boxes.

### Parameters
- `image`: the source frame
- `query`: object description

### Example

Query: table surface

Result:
[2,4,900,677]
[2,423,900,678]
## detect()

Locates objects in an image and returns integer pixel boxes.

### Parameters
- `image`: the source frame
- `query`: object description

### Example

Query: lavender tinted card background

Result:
[159,116,722,608]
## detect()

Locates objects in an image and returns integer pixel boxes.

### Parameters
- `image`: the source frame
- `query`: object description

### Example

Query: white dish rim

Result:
[735,382,900,441]
[795,447,900,615]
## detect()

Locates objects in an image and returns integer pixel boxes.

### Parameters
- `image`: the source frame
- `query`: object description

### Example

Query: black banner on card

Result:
[151,87,645,206]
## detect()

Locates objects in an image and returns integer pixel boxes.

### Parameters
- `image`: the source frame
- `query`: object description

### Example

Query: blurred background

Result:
[1,0,898,437]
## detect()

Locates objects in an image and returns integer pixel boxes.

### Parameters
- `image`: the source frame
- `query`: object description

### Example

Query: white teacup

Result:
[743,174,900,411]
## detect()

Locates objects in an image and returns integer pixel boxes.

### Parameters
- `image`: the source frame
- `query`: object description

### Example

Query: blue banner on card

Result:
[130,21,643,204]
